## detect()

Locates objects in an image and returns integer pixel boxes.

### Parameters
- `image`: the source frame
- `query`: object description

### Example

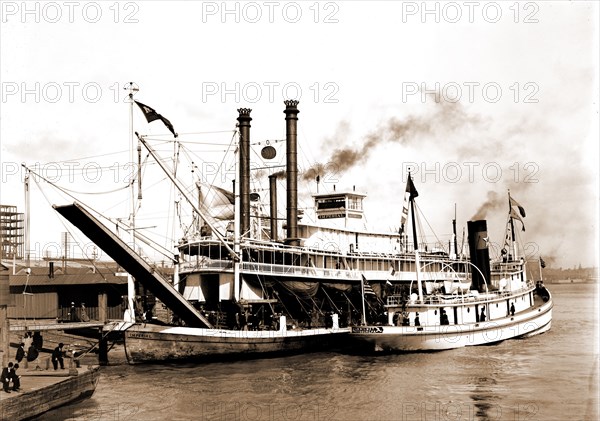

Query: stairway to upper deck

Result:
[54,202,212,328]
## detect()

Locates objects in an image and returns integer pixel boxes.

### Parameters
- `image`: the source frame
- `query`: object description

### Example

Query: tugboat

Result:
[349,185,553,352]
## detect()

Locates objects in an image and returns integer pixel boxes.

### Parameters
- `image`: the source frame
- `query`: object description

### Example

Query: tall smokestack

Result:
[284,100,299,245]
[467,220,491,292]
[237,108,252,238]
[269,174,278,241]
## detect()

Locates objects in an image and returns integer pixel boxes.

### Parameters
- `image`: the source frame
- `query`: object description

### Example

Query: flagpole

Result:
[452,203,458,259]
[125,82,138,323]
[508,190,517,260]
[360,275,367,326]
[408,173,423,303]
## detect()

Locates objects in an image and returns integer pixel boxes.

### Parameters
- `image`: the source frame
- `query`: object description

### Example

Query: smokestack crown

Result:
[284,100,299,111]
[237,108,252,118]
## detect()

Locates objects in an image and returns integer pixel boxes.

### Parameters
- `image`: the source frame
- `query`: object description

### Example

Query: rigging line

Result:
[414,202,428,250]
[168,141,183,250]
[320,287,342,315]
[250,139,285,146]
[341,291,360,314]
[54,183,130,196]
[25,165,105,211]
[144,130,237,138]
[148,139,236,147]
[180,133,237,235]
[39,149,130,164]
[24,162,132,196]
[27,165,161,268]
[292,293,311,318]
[179,136,236,188]
[415,202,445,252]
[308,296,325,316]
[210,130,238,188]
[273,289,292,322]
[249,146,269,198]
[244,254,276,315]
[133,151,151,219]
[30,177,110,277]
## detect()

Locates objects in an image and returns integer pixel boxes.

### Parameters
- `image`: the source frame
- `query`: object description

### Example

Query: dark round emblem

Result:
[261,146,276,160]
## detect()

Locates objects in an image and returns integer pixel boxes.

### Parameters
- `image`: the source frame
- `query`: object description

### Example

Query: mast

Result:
[408,173,423,303]
[411,197,423,303]
[452,203,458,259]
[508,190,517,260]
[24,170,30,269]
[125,82,138,322]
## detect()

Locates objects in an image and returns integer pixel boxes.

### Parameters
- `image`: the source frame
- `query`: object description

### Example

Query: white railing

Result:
[240,261,360,280]
[386,280,535,307]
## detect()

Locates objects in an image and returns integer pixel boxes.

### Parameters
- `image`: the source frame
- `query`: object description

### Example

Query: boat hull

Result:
[124,324,351,364]
[349,296,553,352]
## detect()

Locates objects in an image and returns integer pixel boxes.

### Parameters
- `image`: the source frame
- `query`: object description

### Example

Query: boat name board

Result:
[128,332,153,339]
[351,326,384,333]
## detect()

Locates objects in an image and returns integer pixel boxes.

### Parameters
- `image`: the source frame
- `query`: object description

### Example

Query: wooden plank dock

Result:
[9,321,106,332]
[0,365,100,420]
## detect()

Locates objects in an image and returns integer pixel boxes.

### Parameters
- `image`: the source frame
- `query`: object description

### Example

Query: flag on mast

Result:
[510,208,526,231]
[509,194,526,231]
[135,101,178,138]
[197,182,259,221]
[361,275,376,296]
[509,196,526,217]
[407,173,419,199]
[400,174,419,235]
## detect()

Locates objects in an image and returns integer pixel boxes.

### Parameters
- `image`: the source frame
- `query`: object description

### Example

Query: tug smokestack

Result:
[237,108,252,238]
[467,220,491,292]
[269,174,278,241]
[284,100,299,245]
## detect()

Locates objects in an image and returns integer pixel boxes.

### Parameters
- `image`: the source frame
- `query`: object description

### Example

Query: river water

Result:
[40,283,598,421]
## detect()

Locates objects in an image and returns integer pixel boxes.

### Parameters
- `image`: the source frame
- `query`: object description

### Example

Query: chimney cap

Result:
[284,99,300,108]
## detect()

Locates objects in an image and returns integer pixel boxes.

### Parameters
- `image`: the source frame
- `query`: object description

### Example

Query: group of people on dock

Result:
[1,362,21,393]
[2,331,66,394]
[15,331,43,368]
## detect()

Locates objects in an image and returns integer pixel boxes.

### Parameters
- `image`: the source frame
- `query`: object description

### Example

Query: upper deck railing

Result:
[386,280,535,307]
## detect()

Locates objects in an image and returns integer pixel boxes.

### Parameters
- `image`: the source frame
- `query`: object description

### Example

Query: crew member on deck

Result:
[480,308,486,322]
[441,310,449,325]
[10,363,21,392]
[33,331,43,350]
[52,343,65,370]
[510,303,516,316]
[26,342,40,369]
[15,343,25,363]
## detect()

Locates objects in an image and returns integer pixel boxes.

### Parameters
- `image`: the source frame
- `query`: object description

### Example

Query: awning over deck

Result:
[53,203,212,328]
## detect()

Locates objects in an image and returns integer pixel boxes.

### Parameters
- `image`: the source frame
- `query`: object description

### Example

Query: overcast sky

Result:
[1,1,598,268]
